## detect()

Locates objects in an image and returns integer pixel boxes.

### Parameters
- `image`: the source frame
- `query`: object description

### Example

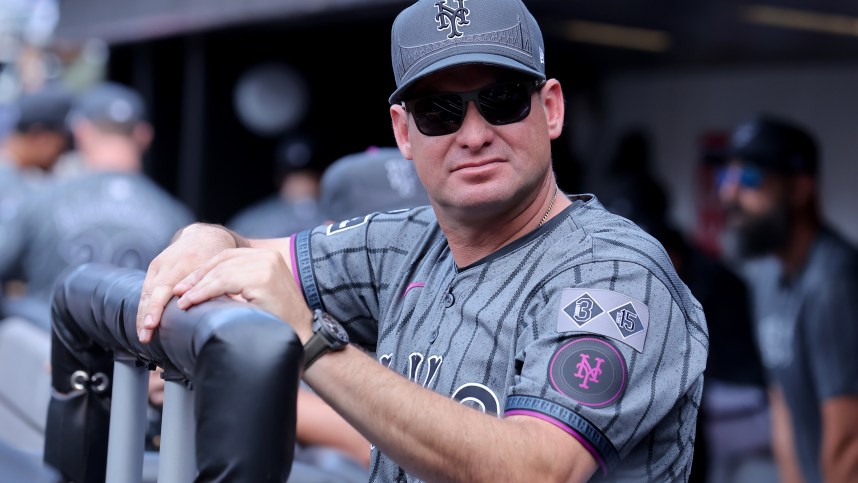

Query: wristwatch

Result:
[303,309,350,370]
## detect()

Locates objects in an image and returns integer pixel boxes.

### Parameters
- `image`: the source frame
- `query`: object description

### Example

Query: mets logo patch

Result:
[549,337,627,407]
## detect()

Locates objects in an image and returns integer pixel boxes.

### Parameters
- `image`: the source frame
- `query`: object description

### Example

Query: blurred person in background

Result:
[0,81,195,328]
[0,85,71,179]
[0,85,73,324]
[227,131,324,238]
[596,127,670,234]
[0,85,73,232]
[718,114,858,483]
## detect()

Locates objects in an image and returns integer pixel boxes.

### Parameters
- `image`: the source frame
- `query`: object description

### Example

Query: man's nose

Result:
[456,100,493,145]
[718,171,740,205]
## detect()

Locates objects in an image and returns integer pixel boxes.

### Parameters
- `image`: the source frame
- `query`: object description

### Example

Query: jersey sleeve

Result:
[504,259,708,476]
[803,271,858,400]
[291,208,433,350]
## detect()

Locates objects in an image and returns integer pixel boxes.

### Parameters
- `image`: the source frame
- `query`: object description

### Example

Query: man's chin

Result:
[736,238,774,259]
[735,227,787,259]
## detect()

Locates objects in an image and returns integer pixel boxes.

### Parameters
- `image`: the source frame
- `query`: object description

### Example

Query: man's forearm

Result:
[769,387,805,483]
[821,396,858,483]
[303,345,596,482]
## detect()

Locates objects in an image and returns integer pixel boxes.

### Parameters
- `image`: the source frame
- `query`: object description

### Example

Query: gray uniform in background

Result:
[228,131,325,239]
[743,226,858,483]
[0,171,195,304]
[0,160,48,234]
[228,197,322,239]
[291,195,708,482]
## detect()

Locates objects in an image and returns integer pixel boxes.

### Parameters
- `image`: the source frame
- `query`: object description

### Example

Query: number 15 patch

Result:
[555,288,649,352]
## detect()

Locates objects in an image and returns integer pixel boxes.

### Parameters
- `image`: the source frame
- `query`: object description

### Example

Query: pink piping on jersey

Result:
[402,282,425,297]
[289,236,304,299]
[505,409,608,476]
[548,337,627,407]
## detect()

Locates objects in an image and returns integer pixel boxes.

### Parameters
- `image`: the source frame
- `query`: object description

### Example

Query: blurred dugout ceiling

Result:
[54,0,858,70]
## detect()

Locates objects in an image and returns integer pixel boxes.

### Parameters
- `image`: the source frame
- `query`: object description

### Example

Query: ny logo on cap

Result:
[435,0,470,39]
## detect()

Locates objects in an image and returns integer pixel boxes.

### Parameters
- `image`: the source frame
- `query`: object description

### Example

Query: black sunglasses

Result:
[403,80,545,136]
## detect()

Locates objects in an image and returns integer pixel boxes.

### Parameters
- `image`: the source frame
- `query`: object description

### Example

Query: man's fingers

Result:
[136,263,161,326]
[174,248,239,294]
[137,283,175,343]
[176,266,241,310]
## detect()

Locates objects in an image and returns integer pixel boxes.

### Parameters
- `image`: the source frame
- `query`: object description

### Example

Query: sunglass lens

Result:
[715,165,764,189]
[740,167,763,188]
[411,94,464,136]
[477,82,532,125]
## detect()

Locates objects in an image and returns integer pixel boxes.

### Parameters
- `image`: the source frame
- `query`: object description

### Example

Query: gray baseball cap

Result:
[389,0,546,104]
[12,85,74,133]
[68,82,147,132]
[320,147,430,222]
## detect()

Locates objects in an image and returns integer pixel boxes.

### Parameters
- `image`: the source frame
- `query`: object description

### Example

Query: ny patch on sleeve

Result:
[556,288,650,352]
[549,336,628,407]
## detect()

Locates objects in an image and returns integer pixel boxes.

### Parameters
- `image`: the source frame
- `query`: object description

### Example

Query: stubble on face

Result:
[725,191,791,259]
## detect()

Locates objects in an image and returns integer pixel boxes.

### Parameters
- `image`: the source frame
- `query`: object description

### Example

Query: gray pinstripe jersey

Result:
[292,194,708,482]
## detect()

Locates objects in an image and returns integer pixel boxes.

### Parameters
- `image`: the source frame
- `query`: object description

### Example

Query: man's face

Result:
[718,160,791,258]
[29,130,69,171]
[390,65,563,221]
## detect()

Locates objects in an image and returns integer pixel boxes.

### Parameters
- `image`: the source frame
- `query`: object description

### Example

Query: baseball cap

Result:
[320,147,430,222]
[11,85,74,133]
[273,132,320,183]
[68,81,147,132]
[389,0,546,104]
[727,115,818,176]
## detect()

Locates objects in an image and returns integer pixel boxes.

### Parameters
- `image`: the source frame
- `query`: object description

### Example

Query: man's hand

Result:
[175,247,314,342]
[136,223,243,343]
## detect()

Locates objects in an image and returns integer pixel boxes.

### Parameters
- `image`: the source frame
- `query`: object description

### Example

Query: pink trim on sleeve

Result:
[289,236,304,299]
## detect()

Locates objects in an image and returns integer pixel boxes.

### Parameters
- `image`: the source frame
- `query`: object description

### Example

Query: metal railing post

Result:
[158,379,197,483]
[105,358,147,483]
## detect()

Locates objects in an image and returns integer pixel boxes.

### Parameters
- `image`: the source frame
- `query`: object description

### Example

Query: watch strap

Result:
[303,332,330,370]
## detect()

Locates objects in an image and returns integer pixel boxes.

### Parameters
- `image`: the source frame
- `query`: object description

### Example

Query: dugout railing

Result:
[44,262,303,483]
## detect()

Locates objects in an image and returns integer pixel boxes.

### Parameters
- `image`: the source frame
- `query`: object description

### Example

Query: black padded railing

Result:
[44,262,303,483]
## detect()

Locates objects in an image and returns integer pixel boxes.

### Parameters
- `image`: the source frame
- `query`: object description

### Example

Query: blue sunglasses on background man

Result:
[716,165,764,189]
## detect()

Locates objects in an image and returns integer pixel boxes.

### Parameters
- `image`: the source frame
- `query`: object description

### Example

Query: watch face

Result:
[320,313,349,344]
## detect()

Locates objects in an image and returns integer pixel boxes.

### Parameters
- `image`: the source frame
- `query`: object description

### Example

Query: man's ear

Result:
[541,79,565,141]
[390,104,413,160]
[70,119,91,142]
[133,122,154,151]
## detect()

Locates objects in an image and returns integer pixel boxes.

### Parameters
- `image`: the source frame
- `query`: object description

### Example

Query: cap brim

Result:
[388,53,545,104]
